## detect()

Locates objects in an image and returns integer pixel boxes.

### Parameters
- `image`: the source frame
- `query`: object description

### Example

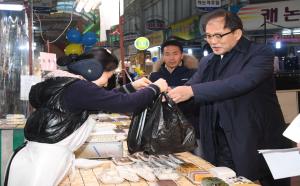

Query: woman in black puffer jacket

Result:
[5,48,168,186]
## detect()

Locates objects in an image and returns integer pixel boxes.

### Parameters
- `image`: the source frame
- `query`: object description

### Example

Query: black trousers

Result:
[215,124,235,169]
[214,125,290,186]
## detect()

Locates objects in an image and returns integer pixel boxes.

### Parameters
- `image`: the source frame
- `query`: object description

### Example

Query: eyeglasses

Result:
[203,30,235,41]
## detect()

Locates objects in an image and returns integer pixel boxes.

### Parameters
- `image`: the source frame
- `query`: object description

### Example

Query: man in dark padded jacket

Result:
[149,40,201,156]
[5,48,168,186]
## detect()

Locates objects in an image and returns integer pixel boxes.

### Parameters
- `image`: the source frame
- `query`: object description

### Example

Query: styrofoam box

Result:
[75,141,123,159]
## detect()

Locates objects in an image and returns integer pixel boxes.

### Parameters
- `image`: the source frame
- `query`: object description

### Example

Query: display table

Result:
[0,114,259,186]
[59,152,214,186]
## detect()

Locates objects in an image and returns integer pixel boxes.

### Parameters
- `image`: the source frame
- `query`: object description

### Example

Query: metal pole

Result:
[264,15,267,44]
[47,40,50,53]
[119,0,126,84]
[25,0,33,75]
[25,0,34,114]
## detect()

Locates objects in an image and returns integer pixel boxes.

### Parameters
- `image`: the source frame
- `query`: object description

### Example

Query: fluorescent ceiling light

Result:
[275,41,281,49]
[83,1,94,12]
[282,29,291,36]
[91,0,102,10]
[75,0,88,12]
[0,4,24,11]
[19,42,36,50]
[293,28,300,35]
[76,0,101,13]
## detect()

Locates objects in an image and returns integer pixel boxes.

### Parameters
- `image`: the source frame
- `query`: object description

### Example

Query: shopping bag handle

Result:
[161,92,176,107]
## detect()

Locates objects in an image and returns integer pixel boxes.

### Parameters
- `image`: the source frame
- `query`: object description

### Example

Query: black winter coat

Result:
[149,64,196,87]
[25,77,160,143]
[187,37,291,180]
[25,77,88,143]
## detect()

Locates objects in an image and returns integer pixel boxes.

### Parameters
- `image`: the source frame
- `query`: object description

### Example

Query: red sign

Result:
[273,34,300,43]
[146,19,166,31]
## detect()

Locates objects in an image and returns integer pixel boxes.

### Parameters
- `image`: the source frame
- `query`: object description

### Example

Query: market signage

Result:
[238,0,300,31]
[196,0,221,8]
[134,37,150,50]
[146,31,164,48]
[146,19,166,31]
[33,0,54,13]
[33,0,54,8]
[169,16,200,40]
[124,32,139,41]
[273,34,300,43]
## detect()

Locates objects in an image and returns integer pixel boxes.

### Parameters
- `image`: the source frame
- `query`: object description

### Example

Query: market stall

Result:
[59,152,259,186]
[59,152,214,186]
[0,113,260,186]
[0,116,26,186]
[57,113,259,186]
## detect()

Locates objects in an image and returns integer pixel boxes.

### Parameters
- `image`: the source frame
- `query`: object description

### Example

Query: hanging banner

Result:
[238,0,300,31]
[146,31,164,48]
[169,16,200,40]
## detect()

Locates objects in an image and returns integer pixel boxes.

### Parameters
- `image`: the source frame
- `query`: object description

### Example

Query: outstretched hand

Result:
[167,86,194,103]
[131,77,152,90]
[153,78,168,93]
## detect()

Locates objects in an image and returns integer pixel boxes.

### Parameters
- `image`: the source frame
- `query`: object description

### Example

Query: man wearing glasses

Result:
[168,9,291,186]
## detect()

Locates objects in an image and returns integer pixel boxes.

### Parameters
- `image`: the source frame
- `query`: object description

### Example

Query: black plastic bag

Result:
[127,93,196,155]
[126,108,149,153]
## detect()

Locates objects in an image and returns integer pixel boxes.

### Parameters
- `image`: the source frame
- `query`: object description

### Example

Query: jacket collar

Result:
[232,36,251,54]
[164,61,183,73]
[208,36,251,65]
[205,36,251,63]
[160,63,189,75]
[202,36,251,78]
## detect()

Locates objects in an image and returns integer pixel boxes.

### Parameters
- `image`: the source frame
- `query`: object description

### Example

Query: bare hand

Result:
[131,77,151,90]
[167,86,172,92]
[153,78,168,92]
[167,86,194,103]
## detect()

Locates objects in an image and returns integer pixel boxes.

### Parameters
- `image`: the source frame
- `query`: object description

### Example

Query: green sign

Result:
[134,37,150,50]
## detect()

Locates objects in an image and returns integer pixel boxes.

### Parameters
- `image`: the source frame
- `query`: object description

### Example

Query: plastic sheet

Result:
[0,10,30,118]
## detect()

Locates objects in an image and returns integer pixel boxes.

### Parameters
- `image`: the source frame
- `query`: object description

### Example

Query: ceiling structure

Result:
[0,0,99,46]
[1,0,291,46]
